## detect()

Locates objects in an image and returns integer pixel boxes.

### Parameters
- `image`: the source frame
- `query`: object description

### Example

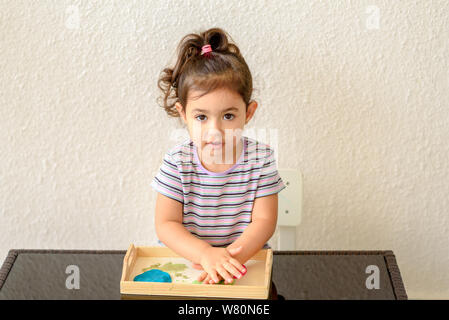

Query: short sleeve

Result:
[150,151,184,204]
[254,148,286,198]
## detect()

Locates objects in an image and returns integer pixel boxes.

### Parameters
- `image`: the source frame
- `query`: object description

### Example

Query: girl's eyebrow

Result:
[192,107,239,113]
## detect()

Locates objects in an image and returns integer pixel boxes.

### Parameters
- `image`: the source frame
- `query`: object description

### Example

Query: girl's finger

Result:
[223,261,243,279]
[205,267,219,284]
[209,274,224,284]
[192,263,204,270]
[197,271,207,282]
[216,265,233,284]
[229,258,247,274]
[205,274,223,284]
[226,245,242,256]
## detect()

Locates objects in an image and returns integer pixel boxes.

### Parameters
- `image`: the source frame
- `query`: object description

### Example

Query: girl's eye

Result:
[195,115,207,121]
[195,114,234,121]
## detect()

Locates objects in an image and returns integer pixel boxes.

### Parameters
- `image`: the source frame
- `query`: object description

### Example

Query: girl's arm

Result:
[226,193,278,264]
[154,192,211,264]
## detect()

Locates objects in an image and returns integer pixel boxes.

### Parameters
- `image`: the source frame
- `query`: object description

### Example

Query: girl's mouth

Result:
[207,142,224,150]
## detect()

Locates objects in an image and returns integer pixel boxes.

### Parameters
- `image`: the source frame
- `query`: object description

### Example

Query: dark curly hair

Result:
[156,27,253,119]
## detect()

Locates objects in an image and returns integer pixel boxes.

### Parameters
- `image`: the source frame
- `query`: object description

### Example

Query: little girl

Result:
[151,27,286,285]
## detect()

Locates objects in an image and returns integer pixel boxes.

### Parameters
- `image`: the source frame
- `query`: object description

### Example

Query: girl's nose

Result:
[204,129,223,144]
[206,119,222,133]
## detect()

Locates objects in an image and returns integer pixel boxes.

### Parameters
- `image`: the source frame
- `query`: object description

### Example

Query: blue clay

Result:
[133,269,172,283]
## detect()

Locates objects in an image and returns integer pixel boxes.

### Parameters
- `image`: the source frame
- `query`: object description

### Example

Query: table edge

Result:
[384,251,408,300]
[0,249,406,298]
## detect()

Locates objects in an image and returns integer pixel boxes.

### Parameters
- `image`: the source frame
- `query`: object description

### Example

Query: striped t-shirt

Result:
[150,135,286,249]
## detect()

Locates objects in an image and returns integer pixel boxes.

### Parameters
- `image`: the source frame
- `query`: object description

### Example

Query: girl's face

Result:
[175,87,257,165]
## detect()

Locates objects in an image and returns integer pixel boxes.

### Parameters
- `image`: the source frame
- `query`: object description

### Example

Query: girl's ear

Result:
[175,102,187,123]
[245,100,258,125]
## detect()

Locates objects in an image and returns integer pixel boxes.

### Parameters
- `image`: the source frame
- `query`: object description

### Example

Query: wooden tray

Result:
[120,244,273,299]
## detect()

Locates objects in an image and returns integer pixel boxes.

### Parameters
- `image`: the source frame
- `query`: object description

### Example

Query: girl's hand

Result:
[197,246,246,284]
[193,262,226,284]
[198,264,247,285]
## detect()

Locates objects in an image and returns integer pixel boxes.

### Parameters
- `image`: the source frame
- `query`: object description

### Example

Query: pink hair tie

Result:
[200,44,212,57]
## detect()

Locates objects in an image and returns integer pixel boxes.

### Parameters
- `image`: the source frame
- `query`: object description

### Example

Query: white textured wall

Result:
[1,0,448,299]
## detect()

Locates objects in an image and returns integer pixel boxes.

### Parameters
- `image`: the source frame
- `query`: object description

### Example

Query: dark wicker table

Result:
[0,249,407,300]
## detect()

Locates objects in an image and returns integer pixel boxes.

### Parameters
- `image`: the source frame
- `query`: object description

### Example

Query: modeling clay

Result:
[133,269,172,283]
